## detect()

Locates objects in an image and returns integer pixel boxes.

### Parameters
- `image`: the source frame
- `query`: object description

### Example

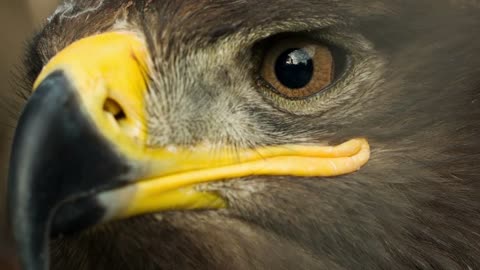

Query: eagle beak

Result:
[8,32,370,270]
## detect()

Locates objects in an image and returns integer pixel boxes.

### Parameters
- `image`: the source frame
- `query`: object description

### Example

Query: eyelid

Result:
[251,30,382,116]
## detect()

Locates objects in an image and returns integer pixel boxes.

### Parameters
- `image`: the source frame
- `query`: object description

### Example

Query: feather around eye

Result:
[260,38,335,99]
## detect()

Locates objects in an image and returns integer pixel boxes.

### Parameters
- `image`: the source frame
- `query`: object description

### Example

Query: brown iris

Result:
[261,39,335,99]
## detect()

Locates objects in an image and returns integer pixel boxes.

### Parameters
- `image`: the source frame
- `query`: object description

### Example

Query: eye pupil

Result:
[274,48,314,89]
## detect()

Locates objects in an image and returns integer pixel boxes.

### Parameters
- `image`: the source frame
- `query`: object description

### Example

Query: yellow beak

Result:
[32,31,370,220]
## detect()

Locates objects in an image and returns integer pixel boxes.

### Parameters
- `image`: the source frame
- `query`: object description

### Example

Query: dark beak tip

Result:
[7,71,77,270]
[8,71,132,270]
[7,71,94,270]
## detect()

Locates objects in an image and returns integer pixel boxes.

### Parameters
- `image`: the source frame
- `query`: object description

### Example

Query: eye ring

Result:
[259,38,339,100]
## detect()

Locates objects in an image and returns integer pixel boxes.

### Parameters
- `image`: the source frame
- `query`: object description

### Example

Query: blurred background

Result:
[0,0,59,268]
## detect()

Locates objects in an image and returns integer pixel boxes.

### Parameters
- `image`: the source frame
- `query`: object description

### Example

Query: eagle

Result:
[5,0,480,269]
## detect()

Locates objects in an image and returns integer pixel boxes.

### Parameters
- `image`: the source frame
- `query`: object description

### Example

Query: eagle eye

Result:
[259,38,344,99]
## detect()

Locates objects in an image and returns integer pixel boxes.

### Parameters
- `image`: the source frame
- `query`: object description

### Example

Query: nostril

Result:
[104,98,126,121]
[103,98,127,124]
[102,97,143,143]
